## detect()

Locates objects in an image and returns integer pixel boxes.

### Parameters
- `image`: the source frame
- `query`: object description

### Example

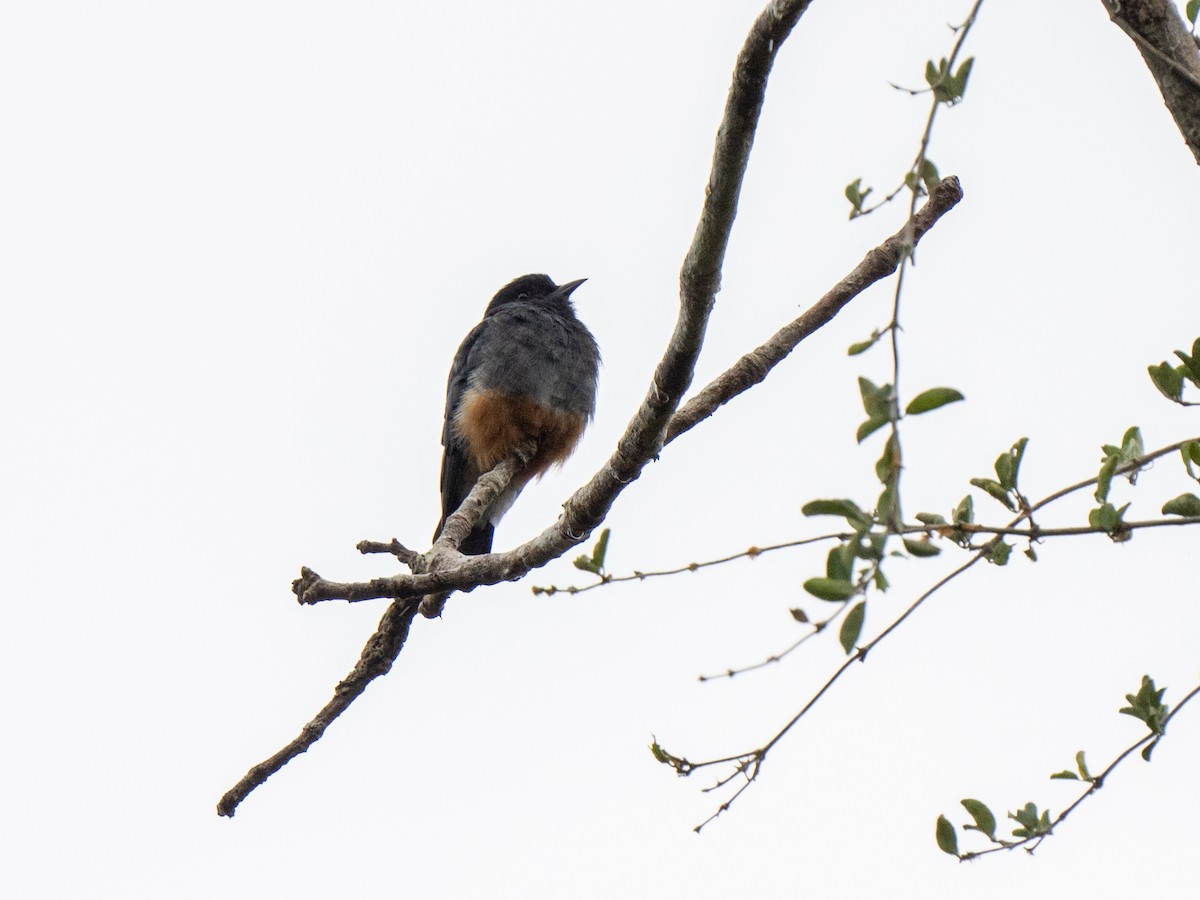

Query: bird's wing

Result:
[435,317,491,544]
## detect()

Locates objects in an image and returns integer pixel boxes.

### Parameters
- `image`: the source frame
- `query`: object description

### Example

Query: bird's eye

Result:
[516,292,529,300]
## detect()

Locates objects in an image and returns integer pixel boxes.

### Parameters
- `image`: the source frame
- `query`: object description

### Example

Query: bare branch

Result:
[665,176,963,444]
[531,532,847,596]
[216,597,420,818]
[356,539,417,562]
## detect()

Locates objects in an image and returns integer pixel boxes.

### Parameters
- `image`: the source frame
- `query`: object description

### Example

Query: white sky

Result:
[3,1,1198,897]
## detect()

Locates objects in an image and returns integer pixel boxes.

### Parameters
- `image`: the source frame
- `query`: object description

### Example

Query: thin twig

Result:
[678,436,1200,829]
[697,598,853,682]
[531,533,848,596]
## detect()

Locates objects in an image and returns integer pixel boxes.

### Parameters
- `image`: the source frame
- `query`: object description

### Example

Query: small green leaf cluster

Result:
[911,438,1024,563]
[1119,675,1169,760]
[1008,802,1052,839]
[925,56,974,104]
[905,158,940,196]
[855,376,895,443]
[854,374,963,442]
[934,797,1049,858]
[969,437,1028,513]
[798,500,882,654]
[1050,750,1094,782]
[1147,338,1200,403]
[1090,426,1144,541]
[844,178,872,220]
[572,527,611,576]
[805,378,966,651]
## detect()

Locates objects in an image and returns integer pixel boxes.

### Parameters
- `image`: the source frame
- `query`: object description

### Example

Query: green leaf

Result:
[590,527,611,571]
[826,543,855,581]
[857,415,890,444]
[844,178,872,219]
[1076,751,1092,781]
[876,484,900,527]
[994,451,1015,492]
[953,495,974,525]
[1008,802,1050,839]
[969,477,1016,511]
[858,376,889,417]
[1050,770,1079,780]
[1148,362,1184,401]
[1089,504,1113,531]
[873,569,889,592]
[875,435,899,483]
[925,59,941,88]
[1173,349,1200,386]
[839,601,866,653]
[1119,675,1169,735]
[993,437,1028,493]
[1186,337,1200,383]
[927,55,972,104]
[1121,426,1144,460]
[1094,456,1117,504]
[1089,502,1131,541]
[572,554,600,574]
[960,799,996,841]
[985,540,1012,566]
[905,387,965,416]
[949,56,974,102]
[1162,493,1200,517]
[1010,437,1028,483]
[918,157,940,194]
[916,512,947,526]
[1182,441,1200,481]
[1188,0,1200,25]
[848,330,882,356]
[802,498,871,526]
[803,577,855,602]
[935,815,959,856]
[903,536,942,557]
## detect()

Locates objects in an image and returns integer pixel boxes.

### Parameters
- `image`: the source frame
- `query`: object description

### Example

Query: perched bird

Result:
[434,273,600,557]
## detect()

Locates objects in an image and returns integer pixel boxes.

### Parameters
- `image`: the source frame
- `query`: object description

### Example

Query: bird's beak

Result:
[558,278,587,298]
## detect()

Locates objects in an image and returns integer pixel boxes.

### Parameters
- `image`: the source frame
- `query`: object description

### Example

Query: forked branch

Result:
[217,0,966,817]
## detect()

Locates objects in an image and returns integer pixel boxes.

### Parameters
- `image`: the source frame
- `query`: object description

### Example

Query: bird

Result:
[434,273,601,560]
